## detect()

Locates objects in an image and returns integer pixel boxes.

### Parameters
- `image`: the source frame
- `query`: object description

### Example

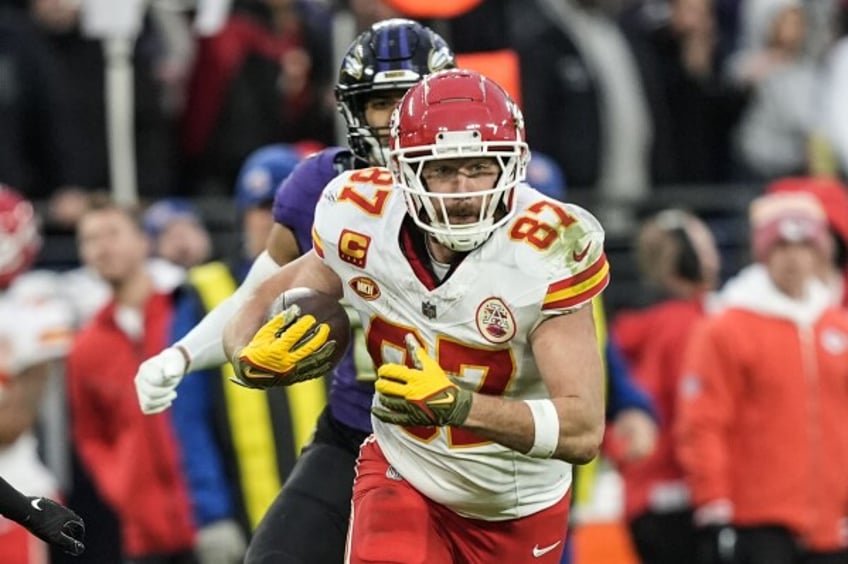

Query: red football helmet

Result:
[389,68,529,251]
[0,185,40,288]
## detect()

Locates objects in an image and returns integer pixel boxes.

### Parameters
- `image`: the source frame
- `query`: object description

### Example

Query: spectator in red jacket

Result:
[67,195,196,563]
[677,191,848,564]
[612,209,721,564]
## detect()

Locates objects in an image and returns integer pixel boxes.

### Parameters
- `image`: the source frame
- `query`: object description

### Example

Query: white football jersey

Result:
[312,168,609,520]
[0,283,73,497]
[0,278,73,378]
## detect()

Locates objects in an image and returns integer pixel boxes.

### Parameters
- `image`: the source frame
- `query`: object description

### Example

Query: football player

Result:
[135,19,456,563]
[223,69,609,563]
[0,186,78,561]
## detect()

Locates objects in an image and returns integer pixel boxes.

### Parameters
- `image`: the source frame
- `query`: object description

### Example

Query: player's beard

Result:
[417,197,508,228]
[438,194,488,223]
[444,200,481,225]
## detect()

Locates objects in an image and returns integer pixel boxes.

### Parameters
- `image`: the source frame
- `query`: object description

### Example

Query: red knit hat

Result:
[749,192,831,261]
[765,177,848,250]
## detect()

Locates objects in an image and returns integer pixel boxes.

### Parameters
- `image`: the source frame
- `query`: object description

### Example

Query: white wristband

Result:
[524,399,560,458]
[176,251,281,371]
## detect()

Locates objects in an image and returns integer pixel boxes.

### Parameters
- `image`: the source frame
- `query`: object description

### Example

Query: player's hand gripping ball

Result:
[232,288,351,388]
[372,334,473,427]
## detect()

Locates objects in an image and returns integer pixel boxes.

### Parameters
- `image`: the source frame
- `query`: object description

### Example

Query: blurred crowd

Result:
[1,0,848,563]
[4,0,848,209]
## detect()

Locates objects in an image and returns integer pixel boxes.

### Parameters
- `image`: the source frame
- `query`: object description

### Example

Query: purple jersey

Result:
[272,147,374,432]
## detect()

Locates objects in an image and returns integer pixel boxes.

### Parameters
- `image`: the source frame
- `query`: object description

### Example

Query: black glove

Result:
[22,496,85,556]
[695,525,736,564]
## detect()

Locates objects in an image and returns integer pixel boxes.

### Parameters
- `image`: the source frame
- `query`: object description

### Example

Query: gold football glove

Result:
[232,305,337,388]
[372,334,472,427]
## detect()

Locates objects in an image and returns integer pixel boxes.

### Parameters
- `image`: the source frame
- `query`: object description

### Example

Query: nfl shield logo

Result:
[421,301,437,320]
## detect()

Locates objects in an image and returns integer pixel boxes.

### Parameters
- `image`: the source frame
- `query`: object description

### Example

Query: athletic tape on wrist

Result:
[524,399,560,458]
[176,251,281,370]
[173,345,191,369]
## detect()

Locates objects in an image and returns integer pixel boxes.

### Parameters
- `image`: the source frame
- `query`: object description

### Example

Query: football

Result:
[270,287,352,374]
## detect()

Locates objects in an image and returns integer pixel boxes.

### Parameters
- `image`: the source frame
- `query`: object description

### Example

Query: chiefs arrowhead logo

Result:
[475,298,516,344]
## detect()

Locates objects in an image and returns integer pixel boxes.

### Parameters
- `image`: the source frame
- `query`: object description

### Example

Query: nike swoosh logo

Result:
[30,498,42,511]
[572,242,591,262]
[428,391,455,406]
[532,541,562,558]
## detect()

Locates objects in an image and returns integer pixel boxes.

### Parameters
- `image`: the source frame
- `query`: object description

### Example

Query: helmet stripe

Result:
[397,25,413,70]
[376,28,390,71]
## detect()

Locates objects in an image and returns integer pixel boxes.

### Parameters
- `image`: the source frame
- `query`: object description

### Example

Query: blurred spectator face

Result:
[143,199,212,268]
[78,208,148,285]
[349,0,402,31]
[766,242,820,297]
[46,187,90,231]
[30,0,79,33]
[751,192,831,296]
[671,0,714,36]
[280,48,312,97]
[242,207,274,260]
[155,219,212,269]
[765,177,848,270]
[769,6,805,53]
[234,144,301,258]
[263,0,295,12]
[263,0,300,31]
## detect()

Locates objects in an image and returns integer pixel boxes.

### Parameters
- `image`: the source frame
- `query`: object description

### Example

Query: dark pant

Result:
[244,407,368,564]
[124,551,197,564]
[718,525,848,564]
[801,552,848,564]
[629,509,698,564]
[734,526,798,564]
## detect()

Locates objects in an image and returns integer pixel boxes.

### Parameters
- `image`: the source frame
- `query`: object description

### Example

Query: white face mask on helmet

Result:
[389,70,529,252]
